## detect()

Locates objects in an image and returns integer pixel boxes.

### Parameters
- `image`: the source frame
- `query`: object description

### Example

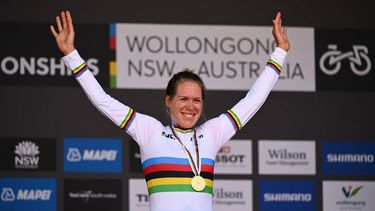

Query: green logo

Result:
[342,185,363,198]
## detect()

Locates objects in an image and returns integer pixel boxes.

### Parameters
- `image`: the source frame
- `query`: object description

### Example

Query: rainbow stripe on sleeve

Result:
[266,59,282,75]
[225,109,242,132]
[120,108,136,130]
[142,157,215,195]
[72,62,89,78]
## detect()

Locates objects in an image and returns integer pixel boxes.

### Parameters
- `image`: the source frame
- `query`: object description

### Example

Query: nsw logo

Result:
[14,141,40,169]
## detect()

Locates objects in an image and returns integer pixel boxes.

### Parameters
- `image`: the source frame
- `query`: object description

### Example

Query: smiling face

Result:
[165,80,203,129]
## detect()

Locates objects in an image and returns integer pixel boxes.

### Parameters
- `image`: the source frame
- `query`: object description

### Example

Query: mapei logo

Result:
[14,141,40,168]
[66,148,117,162]
[319,44,372,76]
[342,185,363,199]
[1,187,52,201]
[1,188,15,201]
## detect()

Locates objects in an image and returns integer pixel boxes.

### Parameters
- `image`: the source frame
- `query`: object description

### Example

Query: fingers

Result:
[50,25,58,37]
[61,11,67,29]
[66,10,74,33]
[283,27,288,37]
[56,15,62,32]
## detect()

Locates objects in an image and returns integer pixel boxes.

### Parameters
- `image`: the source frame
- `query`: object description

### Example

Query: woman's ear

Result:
[165,96,171,109]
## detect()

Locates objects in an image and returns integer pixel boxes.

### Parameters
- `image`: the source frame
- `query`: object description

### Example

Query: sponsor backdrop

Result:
[1,2,375,211]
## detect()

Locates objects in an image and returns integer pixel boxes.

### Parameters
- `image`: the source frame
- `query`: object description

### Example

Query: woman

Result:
[51,11,290,211]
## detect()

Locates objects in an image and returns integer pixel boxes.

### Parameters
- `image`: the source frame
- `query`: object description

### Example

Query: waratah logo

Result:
[15,141,39,156]
[342,185,363,198]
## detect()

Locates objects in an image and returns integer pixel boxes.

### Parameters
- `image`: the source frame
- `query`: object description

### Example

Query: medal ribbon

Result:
[170,124,200,176]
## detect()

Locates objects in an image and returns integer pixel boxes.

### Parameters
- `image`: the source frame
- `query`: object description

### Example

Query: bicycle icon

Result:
[319,44,372,76]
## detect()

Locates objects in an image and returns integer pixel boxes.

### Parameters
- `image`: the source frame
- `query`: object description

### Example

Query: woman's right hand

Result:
[50,11,76,55]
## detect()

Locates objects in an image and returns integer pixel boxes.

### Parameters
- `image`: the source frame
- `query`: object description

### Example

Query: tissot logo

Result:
[14,141,40,169]
[64,138,122,172]
[215,140,252,175]
[216,146,245,164]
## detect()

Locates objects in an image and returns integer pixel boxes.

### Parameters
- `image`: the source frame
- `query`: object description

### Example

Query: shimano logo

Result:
[264,193,312,202]
[327,154,374,163]
[67,148,117,162]
[14,141,40,169]
[1,188,51,201]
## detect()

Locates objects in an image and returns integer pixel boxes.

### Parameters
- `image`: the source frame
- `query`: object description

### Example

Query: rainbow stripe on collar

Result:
[171,123,193,133]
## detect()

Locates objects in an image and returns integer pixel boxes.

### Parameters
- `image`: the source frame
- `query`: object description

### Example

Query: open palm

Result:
[50,11,75,55]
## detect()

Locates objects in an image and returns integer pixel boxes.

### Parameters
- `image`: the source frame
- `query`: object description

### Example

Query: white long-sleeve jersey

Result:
[63,47,287,211]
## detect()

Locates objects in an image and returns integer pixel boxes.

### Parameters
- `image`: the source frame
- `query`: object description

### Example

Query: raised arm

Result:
[50,11,130,128]
[202,12,290,147]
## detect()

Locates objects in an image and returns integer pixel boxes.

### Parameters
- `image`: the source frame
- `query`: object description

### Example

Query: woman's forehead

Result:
[175,81,203,97]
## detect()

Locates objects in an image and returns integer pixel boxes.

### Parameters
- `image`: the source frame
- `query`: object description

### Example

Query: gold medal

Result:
[191,175,206,192]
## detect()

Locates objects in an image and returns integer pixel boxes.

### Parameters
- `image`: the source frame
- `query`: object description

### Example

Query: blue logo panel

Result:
[259,180,316,211]
[64,138,122,173]
[0,178,56,211]
[323,141,375,175]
